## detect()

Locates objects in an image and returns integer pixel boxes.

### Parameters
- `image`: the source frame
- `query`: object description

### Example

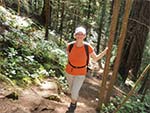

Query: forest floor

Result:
[0,70,124,113]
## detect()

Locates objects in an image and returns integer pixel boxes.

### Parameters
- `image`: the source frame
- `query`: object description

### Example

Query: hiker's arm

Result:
[91,47,108,62]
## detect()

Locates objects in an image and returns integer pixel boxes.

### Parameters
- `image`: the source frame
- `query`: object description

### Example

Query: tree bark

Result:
[55,0,60,33]
[114,0,125,44]
[17,0,20,15]
[45,0,50,40]
[87,0,91,19]
[59,0,65,44]
[97,0,120,111]
[119,0,150,82]
[105,0,132,104]
[41,0,52,26]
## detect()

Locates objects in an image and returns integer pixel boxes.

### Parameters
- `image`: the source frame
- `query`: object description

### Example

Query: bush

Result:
[101,93,150,113]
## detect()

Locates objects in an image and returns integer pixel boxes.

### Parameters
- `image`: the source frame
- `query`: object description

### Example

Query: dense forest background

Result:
[0,0,150,113]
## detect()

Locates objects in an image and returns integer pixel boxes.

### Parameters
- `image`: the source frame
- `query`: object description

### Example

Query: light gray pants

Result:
[66,73,86,100]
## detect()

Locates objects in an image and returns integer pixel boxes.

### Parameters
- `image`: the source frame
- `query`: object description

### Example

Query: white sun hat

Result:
[74,26,86,35]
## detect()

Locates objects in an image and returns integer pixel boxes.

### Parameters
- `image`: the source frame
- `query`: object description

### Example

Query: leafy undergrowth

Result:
[101,93,150,113]
[0,6,67,89]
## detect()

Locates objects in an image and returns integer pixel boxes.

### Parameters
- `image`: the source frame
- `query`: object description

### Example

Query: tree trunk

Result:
[97,0,121,111]
[87,0,91,19]
[105,0,132,104]
[45,0,50,40]
[114,0,125,44]
[17,0,20,15]
[71,8,78,40]
[59,1,65,44]
[41,0,52,26]
[40,0,46,24]
[119,0,150,82]
[55,0,60,33]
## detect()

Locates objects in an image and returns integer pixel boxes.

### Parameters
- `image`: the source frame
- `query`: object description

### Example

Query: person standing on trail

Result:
[65,26,108,113]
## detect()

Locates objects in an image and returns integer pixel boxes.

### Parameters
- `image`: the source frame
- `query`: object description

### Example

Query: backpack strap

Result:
[84,44,89,66]
[68,43,74,53]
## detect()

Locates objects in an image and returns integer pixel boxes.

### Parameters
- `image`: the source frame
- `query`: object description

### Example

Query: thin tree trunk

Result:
[59,1,65,44]
[113,64,150,113]
[69,5,81,41]
[45,0,50,40]
[40,0,46,24]
[97,0,121,111]
[49,0,52,29]
[34,0,38,11]
[85,0,92,37]
[40,0,52,26]
[55,0,60,33]
[87,0,91,19]
[71,8,78,40]
[17,0,20,15]
[105,0,132,104]
[114,0,125,44]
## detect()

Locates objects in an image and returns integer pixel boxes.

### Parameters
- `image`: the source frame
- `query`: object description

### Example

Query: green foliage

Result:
[33,39,67,76]
[118,94,150,113]
[0,73,15,87]
[101,93,150,113]
[0,31,66,86]
[101,103,116,113]
[0,6,67,87]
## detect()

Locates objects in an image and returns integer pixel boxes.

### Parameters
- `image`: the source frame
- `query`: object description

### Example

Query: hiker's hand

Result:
[104,47,108,54]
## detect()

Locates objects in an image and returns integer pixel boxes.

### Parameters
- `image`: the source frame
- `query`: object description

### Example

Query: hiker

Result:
[65,26,108,113]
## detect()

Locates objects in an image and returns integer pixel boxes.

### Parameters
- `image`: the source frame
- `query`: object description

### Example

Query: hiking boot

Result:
[66,103,77,113]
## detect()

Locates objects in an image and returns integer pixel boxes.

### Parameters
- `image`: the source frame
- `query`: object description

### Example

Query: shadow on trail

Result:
[79,76,100,108]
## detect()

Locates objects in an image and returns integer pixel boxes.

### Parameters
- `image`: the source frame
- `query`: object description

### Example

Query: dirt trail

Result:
[0,76,101,113]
